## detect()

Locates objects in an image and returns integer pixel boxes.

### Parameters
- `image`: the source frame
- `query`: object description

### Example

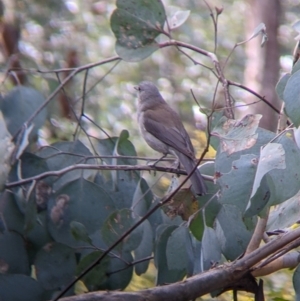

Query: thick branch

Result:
[57,227,300,301]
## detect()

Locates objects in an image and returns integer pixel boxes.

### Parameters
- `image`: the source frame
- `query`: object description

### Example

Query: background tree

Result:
[0,1,300,301]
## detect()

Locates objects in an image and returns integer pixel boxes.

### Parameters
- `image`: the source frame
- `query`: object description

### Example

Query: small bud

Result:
[215,6,223,15]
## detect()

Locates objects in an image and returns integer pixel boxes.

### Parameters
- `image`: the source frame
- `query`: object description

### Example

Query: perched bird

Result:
[134,81,207,195]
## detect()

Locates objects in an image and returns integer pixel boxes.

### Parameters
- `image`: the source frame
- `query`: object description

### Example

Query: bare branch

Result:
[57,227,300,301]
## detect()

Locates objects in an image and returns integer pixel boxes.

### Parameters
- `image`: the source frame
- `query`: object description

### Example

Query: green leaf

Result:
[95,136,118,165]
[293,59,300,74]
[190,237,202,275]
[251,143,286,198]
[37,140,96,190]
[96,131,141,210]
[9,152,49,189]
[26,211,53,261]
[215,128,300,207]
[115,42,159,62]
[0,86,47,140]
[268,134,300,205]
[132,178,153,217]
[165,6,190,30]
[98,251,134,290]
[113,129,137,165]
[294,127,300,149]
[76,251,109,291]
[212,114,262,155]
[267,189,300,231]
[216,205,256,260]
[283,69,300,127]
[8,152,51,232]
[134,220,153,275]
[110,0,166,61]
[154,224,185,285]
[293,265,300,301]
[218,154,258,212]
[101,208,143,252]
[0,191,24,234]
[166,226,191,271]
[244,175,270,218]
[0,111,13,190]
[275,73,290,100]
[0,274,43,301]
[189,211,205,241]
[248,23,266,41]
[34,242,76,290]
[215,127,275,173]
[47,178,115,247]
[0,231,30,275]
[201,227,221,271]
[70,221,92,245]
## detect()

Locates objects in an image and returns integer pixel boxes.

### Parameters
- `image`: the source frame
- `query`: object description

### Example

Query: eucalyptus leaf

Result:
[0,274,43,301]
[110,0,166,61]
[212,114,262,155]
[166,226,191,271]
[35,242,76,290]
[275,73,290,100]
[283,69,300,127]
[251,143,286,198]
[47,178,115,247]
[1,86,47,141]
[294,264,300,301]
[201,227,221,271]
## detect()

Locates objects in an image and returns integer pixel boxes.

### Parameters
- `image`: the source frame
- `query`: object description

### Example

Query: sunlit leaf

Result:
[250,143,286,198]
[212,114,262,155]
[165,6,190,30]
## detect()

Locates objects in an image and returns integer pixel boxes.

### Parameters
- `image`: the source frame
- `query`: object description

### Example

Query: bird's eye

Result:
[134,85,141,91]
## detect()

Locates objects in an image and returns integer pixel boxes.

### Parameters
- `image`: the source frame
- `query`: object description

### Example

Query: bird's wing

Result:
[143,109,195,159]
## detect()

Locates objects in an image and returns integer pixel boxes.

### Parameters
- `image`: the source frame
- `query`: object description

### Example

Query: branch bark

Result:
[57,227,300,301]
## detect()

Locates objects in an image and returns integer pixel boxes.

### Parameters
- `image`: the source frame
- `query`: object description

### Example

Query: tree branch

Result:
[6,163,213,188]
[57,227,300,301]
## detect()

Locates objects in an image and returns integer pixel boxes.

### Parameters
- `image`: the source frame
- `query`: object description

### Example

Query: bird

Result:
[134,81,207,195]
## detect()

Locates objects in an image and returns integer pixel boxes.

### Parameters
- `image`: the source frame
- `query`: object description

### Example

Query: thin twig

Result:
[12,56,121,140]
[5,163,214,188]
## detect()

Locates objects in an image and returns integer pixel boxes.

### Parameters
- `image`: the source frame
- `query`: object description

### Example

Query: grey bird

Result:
[134,81,207,195]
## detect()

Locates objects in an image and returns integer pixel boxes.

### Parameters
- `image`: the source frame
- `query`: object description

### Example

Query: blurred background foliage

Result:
[1,0,297,152]
[1,0,300,299]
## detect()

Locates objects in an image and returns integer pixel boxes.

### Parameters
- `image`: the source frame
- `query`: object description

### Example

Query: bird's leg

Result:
[150,154,167,167]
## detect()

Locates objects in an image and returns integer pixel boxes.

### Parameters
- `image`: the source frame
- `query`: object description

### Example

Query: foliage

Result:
[1,0,300,301]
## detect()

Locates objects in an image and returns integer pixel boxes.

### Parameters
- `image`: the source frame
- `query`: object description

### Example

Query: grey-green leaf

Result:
[35,242,76,291]
[110,0,166,61]
[1,86,47,140]
[283,69,300,127]
[70,221,92,245]
[251,143,286,198]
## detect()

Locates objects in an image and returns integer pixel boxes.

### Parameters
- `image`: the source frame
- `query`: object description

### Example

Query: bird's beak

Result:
[134,85,139,91]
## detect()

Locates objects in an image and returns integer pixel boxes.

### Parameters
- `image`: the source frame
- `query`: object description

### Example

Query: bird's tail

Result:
[176,152,207,195]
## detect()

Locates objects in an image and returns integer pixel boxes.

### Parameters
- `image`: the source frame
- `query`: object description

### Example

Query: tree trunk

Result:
[243,0,281,132]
